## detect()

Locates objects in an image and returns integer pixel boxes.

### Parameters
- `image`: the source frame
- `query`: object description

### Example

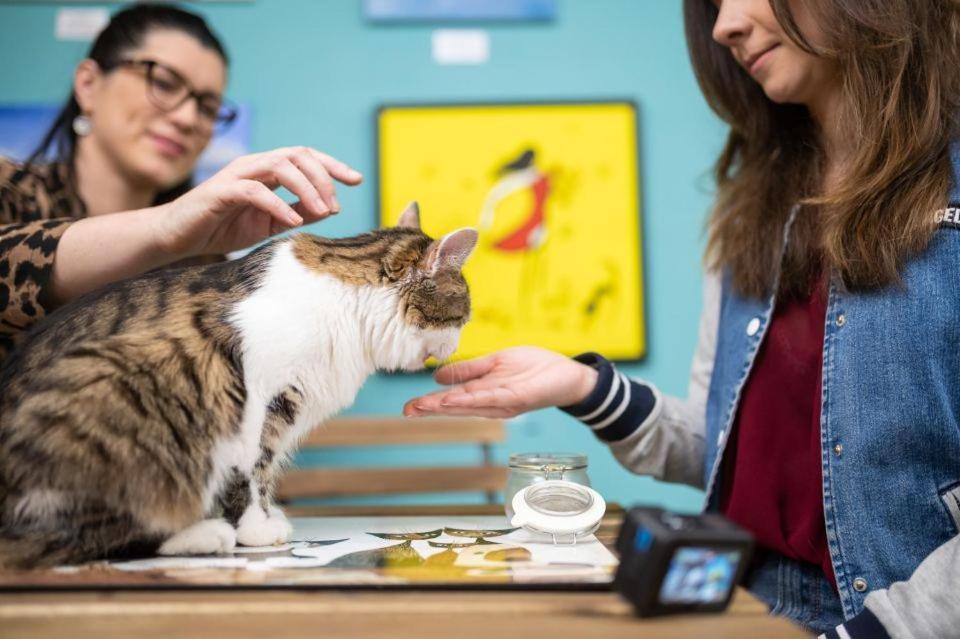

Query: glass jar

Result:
[504,452,591,520]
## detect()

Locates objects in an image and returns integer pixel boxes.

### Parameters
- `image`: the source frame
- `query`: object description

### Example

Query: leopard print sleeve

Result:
[0,158,84,362]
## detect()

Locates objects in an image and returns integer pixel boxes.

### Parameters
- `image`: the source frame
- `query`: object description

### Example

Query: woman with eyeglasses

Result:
[0,3,361,362]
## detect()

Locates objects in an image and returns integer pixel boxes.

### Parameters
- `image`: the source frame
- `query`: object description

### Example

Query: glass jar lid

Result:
[509,480,606,540]
[508,452,587,471]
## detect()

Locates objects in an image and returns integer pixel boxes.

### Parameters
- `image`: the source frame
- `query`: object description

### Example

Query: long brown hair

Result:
[684,0,960,299]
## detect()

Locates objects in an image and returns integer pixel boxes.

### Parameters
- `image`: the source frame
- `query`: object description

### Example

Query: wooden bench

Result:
[276,417,508,505]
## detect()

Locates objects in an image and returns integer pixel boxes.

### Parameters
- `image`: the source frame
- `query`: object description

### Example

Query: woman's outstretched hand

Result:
[156,146,363,257]
[403,346,598,419]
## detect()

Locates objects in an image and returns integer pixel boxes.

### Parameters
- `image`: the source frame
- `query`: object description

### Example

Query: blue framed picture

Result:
[363,0,556,22]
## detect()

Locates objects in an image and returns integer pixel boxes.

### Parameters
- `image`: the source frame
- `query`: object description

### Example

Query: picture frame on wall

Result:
[376,100,646,362]
[363,0,556,22]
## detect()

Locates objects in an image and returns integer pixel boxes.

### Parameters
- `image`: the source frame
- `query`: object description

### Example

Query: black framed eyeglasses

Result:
[107,58,238,131]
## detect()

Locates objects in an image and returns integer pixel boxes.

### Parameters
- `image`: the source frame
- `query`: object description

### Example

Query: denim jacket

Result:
[562,147,960,637]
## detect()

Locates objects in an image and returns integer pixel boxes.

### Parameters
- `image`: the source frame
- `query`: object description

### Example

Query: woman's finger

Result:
[308,148,363,186]
[460,378,521,395]
[229,179,302,227]
[271,158,329,218]
[404,401,512,419]
[291,201,326,223]
[229,147,362,186]
[442,388,527,416]
[226,148,361,215]
[434,355,497,385]
[240,147,346,215]
[440,387,512,407]
[290,149,339,213]
[403,389,458,413]
[404,385,520,414]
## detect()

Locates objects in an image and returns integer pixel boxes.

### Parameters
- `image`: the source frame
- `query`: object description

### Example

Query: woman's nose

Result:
[166,97,202,133]
[712,0,753,47]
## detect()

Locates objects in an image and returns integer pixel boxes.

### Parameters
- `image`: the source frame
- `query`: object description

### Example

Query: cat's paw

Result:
[266,503,289,523]
[236,507,294,547]
[158,519,237,556]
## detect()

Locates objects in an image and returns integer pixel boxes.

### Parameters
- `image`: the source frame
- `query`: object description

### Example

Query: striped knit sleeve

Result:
[818,608,891,639]
[559,352,657,442]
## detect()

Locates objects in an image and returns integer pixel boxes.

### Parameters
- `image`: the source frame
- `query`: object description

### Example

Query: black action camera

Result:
[613,507,754,617]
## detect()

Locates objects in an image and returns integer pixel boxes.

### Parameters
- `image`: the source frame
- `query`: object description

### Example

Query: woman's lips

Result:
[748,44,779,74]
[149,133,187,159]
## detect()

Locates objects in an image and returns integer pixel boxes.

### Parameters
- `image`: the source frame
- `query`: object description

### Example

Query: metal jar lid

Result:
[508,452,588,472]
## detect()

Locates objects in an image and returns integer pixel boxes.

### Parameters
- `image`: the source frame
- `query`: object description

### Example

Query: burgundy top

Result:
[719,276,837,589]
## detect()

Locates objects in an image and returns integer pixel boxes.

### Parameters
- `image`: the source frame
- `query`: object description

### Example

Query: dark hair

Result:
[28,2,229,205]
[684,0,960,299]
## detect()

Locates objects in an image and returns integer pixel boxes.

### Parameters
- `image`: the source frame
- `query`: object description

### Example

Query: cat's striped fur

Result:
[0,203,476,567]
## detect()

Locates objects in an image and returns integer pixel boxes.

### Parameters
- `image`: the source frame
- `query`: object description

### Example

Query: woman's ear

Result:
[73,59,102,114]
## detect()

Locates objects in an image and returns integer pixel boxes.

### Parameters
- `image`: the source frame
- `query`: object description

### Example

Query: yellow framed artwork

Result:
[377,101,645,361]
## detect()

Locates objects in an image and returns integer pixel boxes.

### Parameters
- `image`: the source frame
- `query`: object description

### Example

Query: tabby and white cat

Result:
[0,203,476,568]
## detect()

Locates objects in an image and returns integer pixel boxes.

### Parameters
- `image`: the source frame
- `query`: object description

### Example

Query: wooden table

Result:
[0,505,808,638]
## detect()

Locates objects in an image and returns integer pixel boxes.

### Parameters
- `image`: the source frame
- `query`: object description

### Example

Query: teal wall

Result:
[0,0,727,512]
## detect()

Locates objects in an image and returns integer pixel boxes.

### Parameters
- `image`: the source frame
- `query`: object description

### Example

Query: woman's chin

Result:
[134,161,191,192]
[758,79,807,106]
[129,147,193,185]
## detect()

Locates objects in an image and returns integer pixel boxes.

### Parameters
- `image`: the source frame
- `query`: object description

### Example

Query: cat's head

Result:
[382,202,477,371]
[294,202,478,371]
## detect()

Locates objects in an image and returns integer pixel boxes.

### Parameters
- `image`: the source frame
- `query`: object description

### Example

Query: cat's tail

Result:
[0,512,161,569]
[0,485,69,568]
[0,530,80,569]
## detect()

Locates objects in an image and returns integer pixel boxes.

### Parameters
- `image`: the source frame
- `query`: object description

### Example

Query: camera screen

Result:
[658,546,741,605]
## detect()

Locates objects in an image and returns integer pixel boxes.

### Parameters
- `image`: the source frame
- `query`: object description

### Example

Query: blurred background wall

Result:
[0,0,727,511]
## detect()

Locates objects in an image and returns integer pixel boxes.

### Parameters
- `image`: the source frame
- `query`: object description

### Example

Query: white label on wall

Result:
[55,8,110,41]
[431,29,490,65]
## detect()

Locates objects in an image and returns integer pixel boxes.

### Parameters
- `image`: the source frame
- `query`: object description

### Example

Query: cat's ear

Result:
[424,228,478,274]
[396,201,421,229]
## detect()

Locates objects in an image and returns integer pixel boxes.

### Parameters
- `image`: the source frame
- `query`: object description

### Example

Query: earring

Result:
[72,114,92,137]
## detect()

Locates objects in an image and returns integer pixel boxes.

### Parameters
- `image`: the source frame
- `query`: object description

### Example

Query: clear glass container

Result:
[504,452,591,520]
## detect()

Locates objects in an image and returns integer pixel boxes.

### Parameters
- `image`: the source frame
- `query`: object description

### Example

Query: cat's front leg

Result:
[235,386,302,547]
[253,450,292,534]
[214,464,292,547]
[234,456,293,547]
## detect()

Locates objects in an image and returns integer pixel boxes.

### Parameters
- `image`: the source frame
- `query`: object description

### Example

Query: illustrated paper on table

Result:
[378,102,645,360]
[0,516,617,590]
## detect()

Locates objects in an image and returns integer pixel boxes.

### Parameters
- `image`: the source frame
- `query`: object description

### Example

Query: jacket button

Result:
[836,314,846,327]
[853,577,868,592]
[746,317,761,336]
[834,443,843,457]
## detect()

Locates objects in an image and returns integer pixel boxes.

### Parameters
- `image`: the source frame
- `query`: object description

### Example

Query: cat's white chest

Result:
[199,246,362,511]
[232,243,373,406]
[214,244,375,476]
